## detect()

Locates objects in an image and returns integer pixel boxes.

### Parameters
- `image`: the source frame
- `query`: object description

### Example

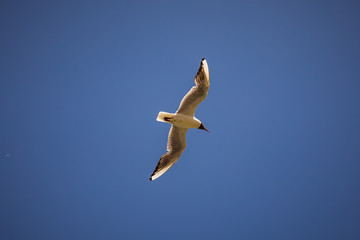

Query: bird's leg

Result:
[164,117,174,123]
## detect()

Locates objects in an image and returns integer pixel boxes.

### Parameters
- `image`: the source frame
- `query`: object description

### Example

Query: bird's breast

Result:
[172,114,201,129]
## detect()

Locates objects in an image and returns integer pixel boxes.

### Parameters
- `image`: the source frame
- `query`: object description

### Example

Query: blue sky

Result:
[1,0,360,239]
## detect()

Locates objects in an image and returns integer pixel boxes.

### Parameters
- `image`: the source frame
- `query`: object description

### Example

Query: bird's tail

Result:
[156,111,174,123]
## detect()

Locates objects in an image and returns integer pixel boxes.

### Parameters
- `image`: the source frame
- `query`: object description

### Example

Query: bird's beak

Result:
[199,123,210,133]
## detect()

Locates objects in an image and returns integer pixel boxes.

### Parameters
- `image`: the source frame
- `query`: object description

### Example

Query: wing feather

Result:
[150,126,188,181]
[176,58,210,116]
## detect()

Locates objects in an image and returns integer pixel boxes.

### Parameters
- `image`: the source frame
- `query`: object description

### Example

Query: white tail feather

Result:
[156,111,174,123]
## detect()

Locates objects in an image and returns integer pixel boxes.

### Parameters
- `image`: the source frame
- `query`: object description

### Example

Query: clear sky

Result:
[1,1,360,239]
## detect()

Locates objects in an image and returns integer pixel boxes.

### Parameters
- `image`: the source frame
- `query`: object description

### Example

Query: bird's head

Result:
[198,123,209,133]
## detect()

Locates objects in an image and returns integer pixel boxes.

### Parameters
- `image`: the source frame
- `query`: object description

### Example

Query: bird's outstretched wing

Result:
[150,126,188,181]
[176,58,210,116]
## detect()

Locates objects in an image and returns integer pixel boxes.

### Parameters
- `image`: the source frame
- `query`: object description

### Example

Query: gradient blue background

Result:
[1,1,360,239]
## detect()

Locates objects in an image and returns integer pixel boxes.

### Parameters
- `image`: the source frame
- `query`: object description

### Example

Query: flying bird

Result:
[150,58,210,181]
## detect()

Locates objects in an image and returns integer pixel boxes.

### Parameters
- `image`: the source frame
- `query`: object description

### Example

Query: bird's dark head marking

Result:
[199,123,209,133]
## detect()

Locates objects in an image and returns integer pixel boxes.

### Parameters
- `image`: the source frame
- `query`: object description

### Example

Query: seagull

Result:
[150,58,210,181]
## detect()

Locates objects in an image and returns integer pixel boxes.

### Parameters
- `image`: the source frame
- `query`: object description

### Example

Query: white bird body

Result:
[150,58,210,181]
